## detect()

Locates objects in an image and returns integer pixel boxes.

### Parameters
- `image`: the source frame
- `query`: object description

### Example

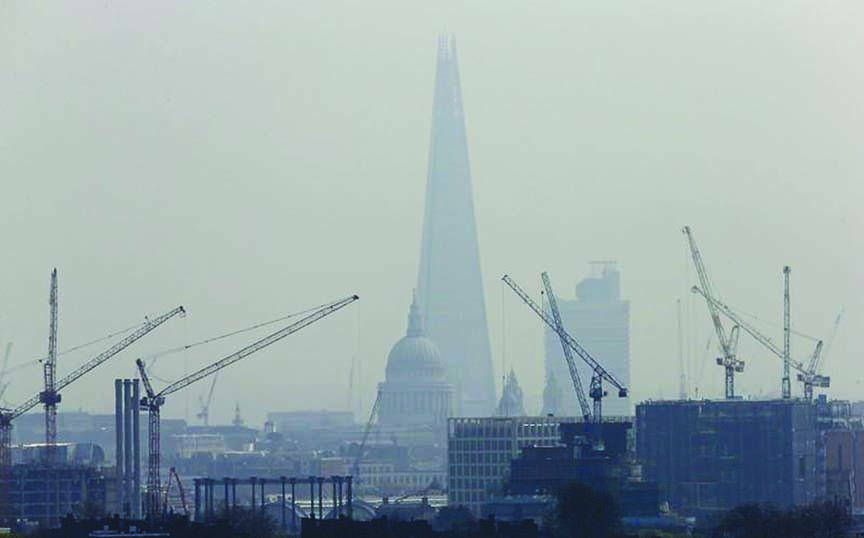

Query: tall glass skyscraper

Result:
[543,262,631,417]
[416,36,496,417]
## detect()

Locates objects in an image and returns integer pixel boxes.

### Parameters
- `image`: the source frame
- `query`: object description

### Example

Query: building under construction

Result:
[6,464,107,523]
[636,399,821,517]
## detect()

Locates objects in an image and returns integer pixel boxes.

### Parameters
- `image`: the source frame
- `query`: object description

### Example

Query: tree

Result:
[72,500,106,519]
[713,500,850,538]
[432,505,477,533]
[552,481,620,538]
[217,504,279,538]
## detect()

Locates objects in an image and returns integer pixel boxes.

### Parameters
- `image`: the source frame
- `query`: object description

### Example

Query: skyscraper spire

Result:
[416,36,496,416]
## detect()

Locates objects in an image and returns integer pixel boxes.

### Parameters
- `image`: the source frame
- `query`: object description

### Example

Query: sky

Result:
[0,1,861,426]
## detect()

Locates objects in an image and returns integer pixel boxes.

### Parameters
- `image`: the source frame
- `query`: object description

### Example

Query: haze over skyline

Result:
[1,1,860,425]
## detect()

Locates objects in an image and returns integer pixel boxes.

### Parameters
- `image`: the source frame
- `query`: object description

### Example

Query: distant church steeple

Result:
[496,368,526,417]
[232,402,244,427]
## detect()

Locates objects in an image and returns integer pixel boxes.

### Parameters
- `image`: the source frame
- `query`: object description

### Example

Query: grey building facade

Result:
[416,36,496,417]
[543,263,630,417]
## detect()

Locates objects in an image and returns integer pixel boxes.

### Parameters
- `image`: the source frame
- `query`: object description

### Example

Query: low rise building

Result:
[447,416,575,515]
[7,464,108,525]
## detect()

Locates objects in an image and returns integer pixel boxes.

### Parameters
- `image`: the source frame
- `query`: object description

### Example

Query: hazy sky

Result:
[1,1,861,426]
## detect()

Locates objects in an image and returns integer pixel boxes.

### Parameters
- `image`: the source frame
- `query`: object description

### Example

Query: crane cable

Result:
[723,303,820,342]
[3,320,148,377]
[141,300,340,377]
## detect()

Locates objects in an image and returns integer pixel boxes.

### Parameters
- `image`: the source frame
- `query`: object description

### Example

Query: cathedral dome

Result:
[385,296,447,382]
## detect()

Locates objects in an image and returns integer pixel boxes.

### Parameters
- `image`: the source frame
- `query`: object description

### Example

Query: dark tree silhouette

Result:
[432,505,478,533]
[217,504,279,538]
[713,500,850,538]
[552,481,620,538]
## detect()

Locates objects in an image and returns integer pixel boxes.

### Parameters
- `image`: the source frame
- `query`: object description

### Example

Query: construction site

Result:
[631,227,850,522]
[0,222,847,538]
[0,267,361,534]
[1,6,858,534]
[0,217,851,538]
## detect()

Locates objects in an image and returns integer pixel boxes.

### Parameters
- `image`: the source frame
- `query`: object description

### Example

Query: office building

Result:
[447,416,575,515]
[543,262,630,417]
[416,36,496,417]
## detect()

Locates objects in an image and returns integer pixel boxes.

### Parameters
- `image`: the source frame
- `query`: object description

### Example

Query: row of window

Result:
[449,491,486,504]
[449,478,496,490]
[449,423,560,439]
[449,452,512,465]
[449,464,507,478]
[450,439,514,451]
[367,474,444,486]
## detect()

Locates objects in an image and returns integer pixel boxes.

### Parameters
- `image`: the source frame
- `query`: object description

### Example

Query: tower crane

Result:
[0,306,185,472]
[683,226,744,399]
[352,390,381,485]
[195,372,219,426]
[502,275,627,423]
[691,286,827,400]
[42,269,59,466]
[540,272,591,421]
[782,266,792,399]
[163,466,189,517]
[136,294,359,518]
[805,309,843,394]
[798,342,827,401]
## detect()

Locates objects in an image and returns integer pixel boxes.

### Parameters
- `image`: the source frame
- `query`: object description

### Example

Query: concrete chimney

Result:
[123,379,133,517]
[114,379,124,514]
[132,379,141,518]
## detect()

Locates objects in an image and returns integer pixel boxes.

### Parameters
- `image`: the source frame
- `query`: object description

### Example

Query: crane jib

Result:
[158,295,359,399]
[9,306,186,421]
[501,275,627,394]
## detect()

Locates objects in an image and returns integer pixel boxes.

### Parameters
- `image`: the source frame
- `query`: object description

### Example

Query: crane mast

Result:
[353,390,381,485]
[42,270,60,466]
[540,272,591,421]
[682,227,744,399]
[502,275,626,423]
[137,294,359,518]
[0,305,185,522]
[782,266,791,399]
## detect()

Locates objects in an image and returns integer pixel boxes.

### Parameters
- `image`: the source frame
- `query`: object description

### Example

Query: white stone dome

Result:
[384,296,447,382]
